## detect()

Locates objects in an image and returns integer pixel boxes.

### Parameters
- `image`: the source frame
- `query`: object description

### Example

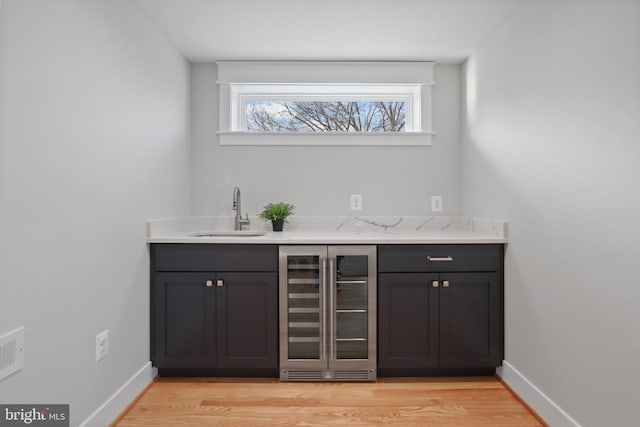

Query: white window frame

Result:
[217,61,435,146]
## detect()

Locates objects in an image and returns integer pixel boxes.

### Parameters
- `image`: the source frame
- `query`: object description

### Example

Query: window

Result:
[217,61,435,146]
[233,84,421,133]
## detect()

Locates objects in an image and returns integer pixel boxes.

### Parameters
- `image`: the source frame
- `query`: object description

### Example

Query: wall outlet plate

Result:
[350,194,363,211]
[95,329,109,362]
[431,195,443,212]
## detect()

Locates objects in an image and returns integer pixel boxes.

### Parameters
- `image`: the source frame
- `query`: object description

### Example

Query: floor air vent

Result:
[0,327,24,382]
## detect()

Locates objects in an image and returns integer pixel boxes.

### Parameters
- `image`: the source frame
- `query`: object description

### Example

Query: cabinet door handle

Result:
[432,280,439,288]
[427,256,453,262]
[321,259,327,361]
[443,281,449,288]
[216,280,224,287]
[206,280,213,287]
[329,259,335,361]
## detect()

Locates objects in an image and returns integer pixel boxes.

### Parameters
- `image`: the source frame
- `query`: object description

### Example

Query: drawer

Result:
[378,244,503,273]
[151,244,278,272]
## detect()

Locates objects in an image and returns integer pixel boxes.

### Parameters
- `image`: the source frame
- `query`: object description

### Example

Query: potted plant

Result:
[258,202,295,231]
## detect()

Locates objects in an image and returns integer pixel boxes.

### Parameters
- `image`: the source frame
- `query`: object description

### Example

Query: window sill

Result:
[217,131,434,146]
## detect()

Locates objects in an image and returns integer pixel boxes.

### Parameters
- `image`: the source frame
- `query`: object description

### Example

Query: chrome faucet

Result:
[232,186,250,231]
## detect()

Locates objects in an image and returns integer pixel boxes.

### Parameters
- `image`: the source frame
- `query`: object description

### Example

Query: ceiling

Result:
[134,0,525,63]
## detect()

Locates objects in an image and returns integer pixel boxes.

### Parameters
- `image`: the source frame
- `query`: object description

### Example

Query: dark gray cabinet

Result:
[151,242,503,377]
[378,244,504,374]
[153,273,216,368]
[151,244,278,375]
[215,272,278,369]
[439,272,501,368]
[378,272,439,369]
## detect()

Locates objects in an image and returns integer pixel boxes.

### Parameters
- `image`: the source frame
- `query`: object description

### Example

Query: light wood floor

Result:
[114,377,545,426]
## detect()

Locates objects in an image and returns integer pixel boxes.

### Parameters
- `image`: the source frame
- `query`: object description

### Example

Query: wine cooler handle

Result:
[329,258,335,362]
[321,259,327,362]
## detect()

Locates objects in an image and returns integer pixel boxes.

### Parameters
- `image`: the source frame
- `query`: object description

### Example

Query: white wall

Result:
[462,2,640,426]
[0,1,190,425]
[191,63,461,217]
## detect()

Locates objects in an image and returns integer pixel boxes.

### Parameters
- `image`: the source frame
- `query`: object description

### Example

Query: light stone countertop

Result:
[146,216,507,244]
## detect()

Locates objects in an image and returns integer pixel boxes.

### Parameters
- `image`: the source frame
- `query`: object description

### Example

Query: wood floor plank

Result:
[115,377,544,426]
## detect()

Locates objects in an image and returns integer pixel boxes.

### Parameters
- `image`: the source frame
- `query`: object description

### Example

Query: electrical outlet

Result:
[350,194,363,211]
[95,329,109,362]
[431,195,443,212]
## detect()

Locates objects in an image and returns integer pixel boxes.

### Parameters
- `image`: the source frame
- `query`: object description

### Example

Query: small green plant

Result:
[258,202,295,222]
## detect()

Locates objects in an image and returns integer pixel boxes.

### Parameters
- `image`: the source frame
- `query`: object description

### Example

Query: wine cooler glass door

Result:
[328,246,377,371]
[279,247,327,371]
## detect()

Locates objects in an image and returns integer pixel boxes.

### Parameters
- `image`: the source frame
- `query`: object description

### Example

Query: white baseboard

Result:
[498,361,582,427]
[79,362,157,427]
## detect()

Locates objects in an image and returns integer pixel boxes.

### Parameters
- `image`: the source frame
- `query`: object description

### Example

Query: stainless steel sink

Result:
[190,230,267,237]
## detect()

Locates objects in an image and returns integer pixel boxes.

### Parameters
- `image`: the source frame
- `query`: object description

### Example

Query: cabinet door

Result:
[152,273,216,369]
[216,272,278,369]
[439,272,502,368]
[378,273,439,369]
[329,246,377,377]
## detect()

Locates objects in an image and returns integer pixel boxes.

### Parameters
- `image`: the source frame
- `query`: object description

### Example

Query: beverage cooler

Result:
[279,246,376,381]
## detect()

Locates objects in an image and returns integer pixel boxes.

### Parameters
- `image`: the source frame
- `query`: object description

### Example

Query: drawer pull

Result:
[443,281,450,288]
[432,281,439,288]
[206,280,213,287]
[427,256,453,262]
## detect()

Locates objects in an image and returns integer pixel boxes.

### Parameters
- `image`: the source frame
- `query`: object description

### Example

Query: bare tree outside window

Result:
[245,100,406,132]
